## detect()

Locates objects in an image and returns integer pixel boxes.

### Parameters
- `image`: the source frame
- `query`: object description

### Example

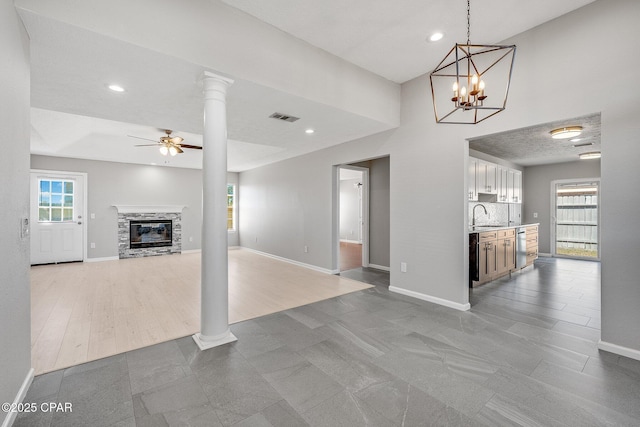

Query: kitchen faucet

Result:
[472,203,489,226]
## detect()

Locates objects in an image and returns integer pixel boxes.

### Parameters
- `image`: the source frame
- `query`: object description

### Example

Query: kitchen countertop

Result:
[468,223,539,233]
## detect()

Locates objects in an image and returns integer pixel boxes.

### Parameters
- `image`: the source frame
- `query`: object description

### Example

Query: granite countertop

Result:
[468,223,539,233]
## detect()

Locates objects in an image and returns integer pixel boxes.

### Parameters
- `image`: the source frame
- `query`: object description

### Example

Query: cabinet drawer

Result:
[479,231,498,242]
[526,225,538,234]
[497,228,516,238]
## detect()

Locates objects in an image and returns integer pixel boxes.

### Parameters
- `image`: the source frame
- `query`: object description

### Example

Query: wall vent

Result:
[269,112,300,123]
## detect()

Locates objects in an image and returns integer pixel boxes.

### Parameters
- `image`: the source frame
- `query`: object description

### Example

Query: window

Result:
[38,179,74,222]
[227,184,236,231]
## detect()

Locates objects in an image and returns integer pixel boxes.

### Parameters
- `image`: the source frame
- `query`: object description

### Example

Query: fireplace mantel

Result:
[113,205,186,214]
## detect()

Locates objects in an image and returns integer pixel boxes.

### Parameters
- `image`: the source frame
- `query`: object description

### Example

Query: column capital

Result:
[202,71,234,86]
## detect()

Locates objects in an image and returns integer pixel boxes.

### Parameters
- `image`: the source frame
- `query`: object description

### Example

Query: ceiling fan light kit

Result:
[130,129,202,156]
[429,0,516,124]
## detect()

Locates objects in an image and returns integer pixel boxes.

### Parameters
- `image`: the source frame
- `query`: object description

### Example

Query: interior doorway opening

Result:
[338,166,368,271]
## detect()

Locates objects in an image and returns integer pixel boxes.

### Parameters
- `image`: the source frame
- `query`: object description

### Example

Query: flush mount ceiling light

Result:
[305,129,315,134]
[429,0,516,124]
[107,84,125,92]
[429,32,444,42]
[579,151,601,160]
[550,126,583,139]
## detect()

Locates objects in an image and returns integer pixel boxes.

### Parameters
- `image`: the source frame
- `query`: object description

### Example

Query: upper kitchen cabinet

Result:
[468,157,478,201]
[469,157,522,203]
[508,170,522,203]
[477,160,498,195]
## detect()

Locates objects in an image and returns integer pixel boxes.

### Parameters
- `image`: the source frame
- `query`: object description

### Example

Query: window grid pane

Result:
[38,179,74,223]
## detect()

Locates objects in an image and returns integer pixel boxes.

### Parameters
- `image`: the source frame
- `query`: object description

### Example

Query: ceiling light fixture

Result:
[579,151,601,160]
[429,32,444,42]
[159,145,169,156]
[108,84,125,92]
[305,129,315,134]
[550,126,583,139]
[429,0,516,124]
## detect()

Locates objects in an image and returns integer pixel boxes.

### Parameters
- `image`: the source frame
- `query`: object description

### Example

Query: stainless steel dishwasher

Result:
[516,227,527,268]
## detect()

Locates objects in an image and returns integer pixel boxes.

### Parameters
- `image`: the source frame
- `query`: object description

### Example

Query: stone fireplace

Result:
[114,205,185,259]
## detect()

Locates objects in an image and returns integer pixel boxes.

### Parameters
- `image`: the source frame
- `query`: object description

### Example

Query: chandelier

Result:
[429,0,516,124]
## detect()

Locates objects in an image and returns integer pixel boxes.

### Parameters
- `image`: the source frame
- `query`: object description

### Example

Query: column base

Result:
[192,330,238,351]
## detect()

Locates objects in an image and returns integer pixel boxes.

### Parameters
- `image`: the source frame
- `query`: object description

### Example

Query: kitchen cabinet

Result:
[470,223,538,287]
[496,228,516,274]
[468,157,478,201]
[477,160,498,194]
[526,225,538,266]
[478,231,497,283]
[497,166,509,202]
[469,157,522,203]
[508,170,522,203]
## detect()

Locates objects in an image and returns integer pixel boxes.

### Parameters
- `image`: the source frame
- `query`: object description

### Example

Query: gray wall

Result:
[1,1,32,420]
[353,157,390,268]
[31,155,239,257]
[239,0,640,353]
[523,160,601,254]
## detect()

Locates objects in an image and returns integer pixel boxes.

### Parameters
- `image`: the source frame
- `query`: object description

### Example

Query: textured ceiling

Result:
[469,113,601,166]
[20,0,597,170]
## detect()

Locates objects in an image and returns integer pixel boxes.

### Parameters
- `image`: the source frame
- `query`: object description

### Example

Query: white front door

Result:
[30,170,86,265]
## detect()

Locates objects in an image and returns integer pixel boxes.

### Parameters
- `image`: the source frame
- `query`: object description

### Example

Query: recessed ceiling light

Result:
[429,32,444,42]
[550,126,583,139]
[108,84,125,92]
[305,129,315,134]
[579,151,601,160]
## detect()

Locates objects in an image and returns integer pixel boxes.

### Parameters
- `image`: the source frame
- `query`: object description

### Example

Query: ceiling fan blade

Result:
[134,143,162,147]
[170,136,184,144]
[128,135,159,143]
[175,146,184,154]
[179,144,203,150]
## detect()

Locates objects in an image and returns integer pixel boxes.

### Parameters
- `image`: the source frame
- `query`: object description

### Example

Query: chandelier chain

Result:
[467,0,471,45]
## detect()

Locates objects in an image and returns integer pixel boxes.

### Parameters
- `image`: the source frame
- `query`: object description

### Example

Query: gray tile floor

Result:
[15,257,640,426]
[339,267,390,288]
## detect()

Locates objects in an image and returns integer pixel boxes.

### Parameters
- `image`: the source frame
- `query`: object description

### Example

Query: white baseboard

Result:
[85,256,119,263]
[241,247,339,274]
[389,286,471,311]
[181,249,202,254]
[368,264,390,272]
[1,368,34,427]
[598,340,640,361]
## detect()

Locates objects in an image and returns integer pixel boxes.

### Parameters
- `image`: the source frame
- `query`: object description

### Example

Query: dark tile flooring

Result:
[15,258,640,426]
[339,267,390,288]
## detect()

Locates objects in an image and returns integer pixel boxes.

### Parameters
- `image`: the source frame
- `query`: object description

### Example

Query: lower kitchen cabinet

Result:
[470,224,538,287]
[496,229,516,275]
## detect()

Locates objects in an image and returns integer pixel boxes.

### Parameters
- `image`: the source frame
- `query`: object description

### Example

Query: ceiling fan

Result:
[128,129,202,156]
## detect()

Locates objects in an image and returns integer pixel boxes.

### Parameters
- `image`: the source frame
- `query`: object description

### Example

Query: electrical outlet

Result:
[304,245,308,253]
[90,213,96,219]
[90,242,96,249]
[533,212,538,218]
[189,236,193,242]
[401,262,407,273]
[255,236,258,243]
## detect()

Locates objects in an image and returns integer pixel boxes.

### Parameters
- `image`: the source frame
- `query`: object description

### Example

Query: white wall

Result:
[31,155,239,257]
[339,178,362,242]
[0,0,32,422]
[523,160,601,254]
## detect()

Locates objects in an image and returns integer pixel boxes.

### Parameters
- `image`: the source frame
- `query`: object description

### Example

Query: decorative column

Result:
[192,71,237,350]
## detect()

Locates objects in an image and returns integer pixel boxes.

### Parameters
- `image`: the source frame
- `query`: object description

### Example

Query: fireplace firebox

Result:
[130,219,173,249]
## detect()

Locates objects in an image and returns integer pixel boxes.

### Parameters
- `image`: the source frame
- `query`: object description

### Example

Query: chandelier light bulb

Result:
[159,145,169,156]
[169,146,178,156]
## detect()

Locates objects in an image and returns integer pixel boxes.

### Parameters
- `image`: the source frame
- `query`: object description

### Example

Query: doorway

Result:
[551,179,600,260]
[30,170,87,265]
[338,166,368,271]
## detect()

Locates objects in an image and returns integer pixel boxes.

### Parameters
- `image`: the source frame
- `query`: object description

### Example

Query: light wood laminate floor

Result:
[30,248,371,375]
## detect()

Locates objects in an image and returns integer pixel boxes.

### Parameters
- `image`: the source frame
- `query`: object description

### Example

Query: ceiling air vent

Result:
[269,112,300,123]
[573,142,594,148]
